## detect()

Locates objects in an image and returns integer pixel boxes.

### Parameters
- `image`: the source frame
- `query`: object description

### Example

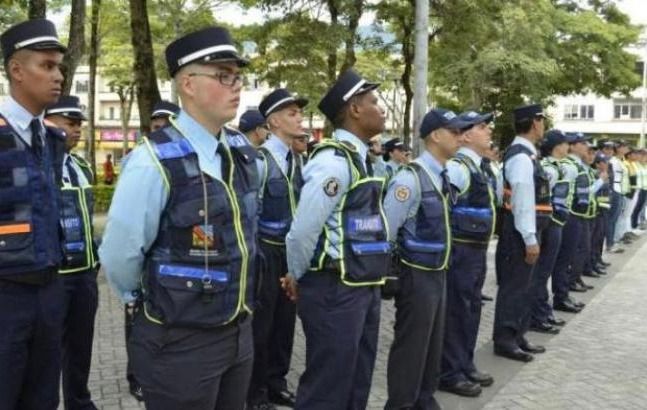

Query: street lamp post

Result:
[641,48,647,148]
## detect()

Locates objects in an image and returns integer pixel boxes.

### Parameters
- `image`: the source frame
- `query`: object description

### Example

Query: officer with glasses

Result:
[100,26,259,409]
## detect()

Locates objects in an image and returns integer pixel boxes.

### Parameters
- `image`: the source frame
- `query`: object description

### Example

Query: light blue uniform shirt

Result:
[257,133,290,176]
[560,154,603,193]
[383,150,445,242]
[99,110,228,303]
[285,129,369,280]
[542,156,561,190]
[62,153,91,187]
[446,147,482,194]
[0,95,44,146]
[504,137,539,246]
[371,155,387,177]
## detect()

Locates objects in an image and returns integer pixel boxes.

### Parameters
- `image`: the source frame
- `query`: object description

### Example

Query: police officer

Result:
[493,104,551,362]
[383,137,409,178]
[283,70,390,410]
[607,140,629,252]
[591,152,611,273]
[438,110,496,398]
[248,88,307,409]
[383,108,467,408]
[150,100,180,131]
[529,129,571,334]
[44,96,99,410]
[239,109,269,147]
[100,27,258,409]
[368,135,387,177]
[0,19,67,410]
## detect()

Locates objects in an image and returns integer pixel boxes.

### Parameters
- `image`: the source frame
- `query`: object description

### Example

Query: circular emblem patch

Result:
[323,177,340,197]
[395,185,411,202]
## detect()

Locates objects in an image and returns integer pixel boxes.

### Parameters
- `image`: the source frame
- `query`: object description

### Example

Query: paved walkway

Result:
[78,218,647,409]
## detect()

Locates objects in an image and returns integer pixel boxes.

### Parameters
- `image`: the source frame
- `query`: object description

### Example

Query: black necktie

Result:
[29,118,43,160]
[441,169,457,205]
[65,156,80,186]
[286,150,293,179]
[365,156,374,177]
[216,141,231,182]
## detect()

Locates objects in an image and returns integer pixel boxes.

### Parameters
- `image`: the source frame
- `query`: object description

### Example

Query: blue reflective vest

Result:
[398,162,451,271]
[449,153,495,244]
[562,157,593,218]
[257,147,303,245]
[309,140,391,286]
[59,153,98,274]
[541,158,572,226]
[0,114,63,280]
[142,124,259,328]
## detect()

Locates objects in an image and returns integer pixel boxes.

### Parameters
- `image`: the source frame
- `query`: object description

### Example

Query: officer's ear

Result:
[175,65,196,98]
[347,94,364,121]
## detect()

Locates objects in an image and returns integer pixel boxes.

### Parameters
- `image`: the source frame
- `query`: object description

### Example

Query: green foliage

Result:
[92,183,116,213]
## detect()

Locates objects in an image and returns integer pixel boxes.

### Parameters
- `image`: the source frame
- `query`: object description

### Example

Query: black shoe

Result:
[582,271,600,278]
[547,316,566,326]
[129,383,144,402]
[494,345,534,362]
[599,260,611,267]
[268,388,296,408]
[566,297,585,308]
[519,340,546,354]
[577,279,594,290]
[439,380,482,397]
[592,265,607,275]
[467,370,494,387]
[481,293,493,301]
[249,402,278,410]
[569,283,587,292]
[529,321,560,334]
[554,300,582,313]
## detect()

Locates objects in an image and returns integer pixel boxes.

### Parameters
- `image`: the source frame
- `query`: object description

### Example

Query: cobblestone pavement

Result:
[80,217,647,409]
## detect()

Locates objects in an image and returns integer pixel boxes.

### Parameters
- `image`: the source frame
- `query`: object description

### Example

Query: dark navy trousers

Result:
[248,242,296,404]
[295,271,380,410]
[552,216,582,304]
[0,278,63,410]
[530,221,563,324]
[440,242,487,385]
[570,218,591,286]
[61,271,99,410]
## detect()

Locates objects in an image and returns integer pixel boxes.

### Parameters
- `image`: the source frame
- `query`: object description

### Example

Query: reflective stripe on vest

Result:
[502,144,553,217]
[142,122,258,327]
[309,140,390,286]
[398,161,451,271]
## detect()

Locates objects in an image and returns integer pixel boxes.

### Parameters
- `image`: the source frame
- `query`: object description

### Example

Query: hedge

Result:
[93,184,116,213]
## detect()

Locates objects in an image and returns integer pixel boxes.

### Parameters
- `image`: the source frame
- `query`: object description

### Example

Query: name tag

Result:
[348,215,383,234]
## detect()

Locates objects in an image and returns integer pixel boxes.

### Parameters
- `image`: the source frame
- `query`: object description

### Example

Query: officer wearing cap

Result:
[528,129,571,335]
[0,19,67,409]
[283,70,390,410]
[382,137,409,178]
[43,96,99,410]
[439,110,496,398]
[382,108,467,408]
[581,143,609,279]
[239,109,269,147]
[607,140,630,252]
[247,88,307,409]
[493,104,551,362]
[591,152,611,271]
[150,100,180,131]
[100,26,258,409]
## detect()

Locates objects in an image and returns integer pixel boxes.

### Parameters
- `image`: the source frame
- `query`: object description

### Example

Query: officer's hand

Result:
[524,244,540,265]
[600,170,609,182]
[280,274,299,302]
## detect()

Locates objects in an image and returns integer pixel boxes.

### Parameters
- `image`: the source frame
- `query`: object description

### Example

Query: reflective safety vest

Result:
[0,114,63,279]
[449,153,495,244]
[541,158,572,226]
[59,153,98,274]
[626,160,638,196]
[502,144,553,221]
[398,161,451,271]
[562,156,594,218]
[309,140,391,286]
[257,147,303,245]
[596,176,611,211]
[586,166,598,218]
[620,160,631,195]
[142,123,259,328]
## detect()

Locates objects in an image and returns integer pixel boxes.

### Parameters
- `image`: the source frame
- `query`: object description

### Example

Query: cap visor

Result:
[27,41,67,54]
[201,51,249,67]
[354,82,380,98]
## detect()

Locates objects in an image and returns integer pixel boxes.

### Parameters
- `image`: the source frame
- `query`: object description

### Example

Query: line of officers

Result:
[0,19,639,410]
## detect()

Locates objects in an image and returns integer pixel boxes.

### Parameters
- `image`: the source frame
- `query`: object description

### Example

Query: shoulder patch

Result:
[323,177,340,197]
[394,185,411,202]
[0,118,6,126]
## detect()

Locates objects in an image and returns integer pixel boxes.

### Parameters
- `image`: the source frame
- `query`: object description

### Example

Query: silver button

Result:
[0,240,5,247]
[198,209,205,217]
[186,281,193,288]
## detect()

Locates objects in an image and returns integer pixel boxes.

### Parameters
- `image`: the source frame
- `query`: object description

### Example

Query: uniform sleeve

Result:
[98,145,169,303]
[544,166,559,190]
[505,154,537,246]
[286,150,350,280]
[560,162,578,182]
[591,178,604,194]
[445,159,469,194]
[382,168,420,242]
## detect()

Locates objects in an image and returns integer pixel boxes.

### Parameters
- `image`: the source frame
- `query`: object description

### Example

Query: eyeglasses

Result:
[188,71,244,87]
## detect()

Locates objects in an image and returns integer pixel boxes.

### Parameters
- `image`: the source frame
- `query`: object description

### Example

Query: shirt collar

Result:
[568,153,583,165]
[174,109,221,162]
[0,95,44,132]
[334,128,368,162]
[512,136,537,155]
[417,150,444,180]
[263,134,291,160]
[457,146,482,166]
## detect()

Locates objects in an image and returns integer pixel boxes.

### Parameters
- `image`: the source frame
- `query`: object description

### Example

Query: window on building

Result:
[108,107,115,120]
[75,80,89,93]
[563,104,594,120]
[614,101,643,120]
[635,61,645,76]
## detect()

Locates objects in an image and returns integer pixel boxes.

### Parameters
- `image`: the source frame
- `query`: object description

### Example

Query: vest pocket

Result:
[152,264,235,327]
[344,241,390,282]
[403,239,446,268]
[451,207,492,235]
[0,221,36,267]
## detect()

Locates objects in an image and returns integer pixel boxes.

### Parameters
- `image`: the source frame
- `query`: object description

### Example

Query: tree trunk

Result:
[28,0,46,19]
[87,0,101,177]
[338,0,363,74]
[400,6,414,145]
[129,0,161,134]
[61,0,86,95]
[325,0,339,84]
[412,0,429,155]
[118,86,135,157]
